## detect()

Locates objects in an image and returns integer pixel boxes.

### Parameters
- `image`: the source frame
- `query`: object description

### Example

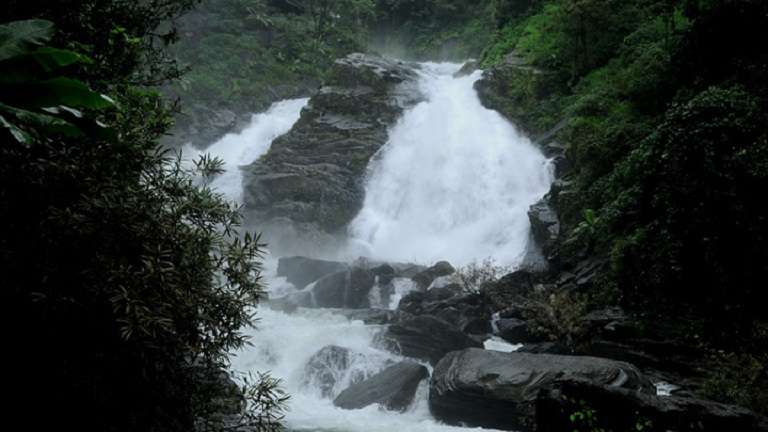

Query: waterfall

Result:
[348,63,553,266]
[199,63,551,431]
[183,98,309,203]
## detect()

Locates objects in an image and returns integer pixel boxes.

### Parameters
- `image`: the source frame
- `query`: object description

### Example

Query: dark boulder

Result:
[333,361,429,412]
[429,348,653,431]
[398,289,490,335]
[495,318,540,344]
[538,380,768,432]
[276,256,347,289]
[412,261,455,290]
[311,266,375,309]
[380,315,482,365]
[371,263,396,284]
[528,196,560,258]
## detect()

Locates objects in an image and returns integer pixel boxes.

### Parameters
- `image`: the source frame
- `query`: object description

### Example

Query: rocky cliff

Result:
[242,53,423,254]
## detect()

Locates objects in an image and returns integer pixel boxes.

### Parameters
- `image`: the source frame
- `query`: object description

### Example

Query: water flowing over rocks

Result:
[302,345,373,398]
[242,53,423,254]
[311,267,376,309]
[429,348,654,431]
[333,361,429,412]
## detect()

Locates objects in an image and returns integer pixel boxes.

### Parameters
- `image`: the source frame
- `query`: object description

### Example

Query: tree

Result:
[1,8,285,432]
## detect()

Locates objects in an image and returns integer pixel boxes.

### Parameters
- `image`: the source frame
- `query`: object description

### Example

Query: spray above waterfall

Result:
[348,63,554,266]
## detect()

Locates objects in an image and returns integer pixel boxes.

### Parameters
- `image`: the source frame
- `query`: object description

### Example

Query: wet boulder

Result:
[495,318,540,344]
[380,315,482,365]
[411,261,455,290]
[311,266,375,309]
[429,348,654,431]
[398,289,491,335]
[302,345,357,398]
[528,196,560,257]
[301,345,388,399]
[277,256,347,289]
[333,361,429,412]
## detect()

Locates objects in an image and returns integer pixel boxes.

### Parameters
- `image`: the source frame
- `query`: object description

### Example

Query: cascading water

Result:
[183,98,309,203]
[198,63,553,431]
[348,63,554,266]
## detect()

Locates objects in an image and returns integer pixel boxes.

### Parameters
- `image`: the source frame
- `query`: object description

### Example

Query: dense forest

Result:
[2,0,767,431]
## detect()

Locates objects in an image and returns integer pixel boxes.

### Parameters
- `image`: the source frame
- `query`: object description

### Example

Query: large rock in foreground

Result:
[429,348,654,431]
[333,361,429,412]
[380,315,482,365]
[243,54,422,254]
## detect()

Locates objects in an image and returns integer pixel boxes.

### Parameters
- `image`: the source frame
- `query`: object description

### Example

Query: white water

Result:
[348,63,553,266]
[195,62,554,431]
[232,303,501,432]
[183,98,309,203]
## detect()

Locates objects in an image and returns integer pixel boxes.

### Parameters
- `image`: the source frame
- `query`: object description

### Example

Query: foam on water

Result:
[196,63,553,431]
[348,63,553,266]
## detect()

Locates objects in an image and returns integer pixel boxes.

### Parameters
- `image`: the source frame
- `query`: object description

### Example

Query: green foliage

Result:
[0,19,114,145]
[1,8,285,432]
[480,1,768,412]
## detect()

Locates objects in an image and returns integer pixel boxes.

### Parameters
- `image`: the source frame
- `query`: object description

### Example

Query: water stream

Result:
[348,63,553,266]
[193,62,553,431]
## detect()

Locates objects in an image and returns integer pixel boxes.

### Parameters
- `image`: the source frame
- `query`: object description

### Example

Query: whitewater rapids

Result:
[192,62,552,431]
[348,62,553,266]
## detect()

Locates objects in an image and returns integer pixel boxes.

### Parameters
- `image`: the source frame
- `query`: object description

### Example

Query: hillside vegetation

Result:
[480,0,768,414]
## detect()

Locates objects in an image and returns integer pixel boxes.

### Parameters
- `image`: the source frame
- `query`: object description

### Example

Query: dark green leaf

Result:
[23,77,116,110]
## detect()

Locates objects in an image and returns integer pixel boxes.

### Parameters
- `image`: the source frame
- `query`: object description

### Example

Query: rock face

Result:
[474,51,557,137]
[243,54,422,253]
[429,348,654,431]
[528,197,560,258]
[277,256,347,289]
[380,315,483,365]
[333,361,429,412]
